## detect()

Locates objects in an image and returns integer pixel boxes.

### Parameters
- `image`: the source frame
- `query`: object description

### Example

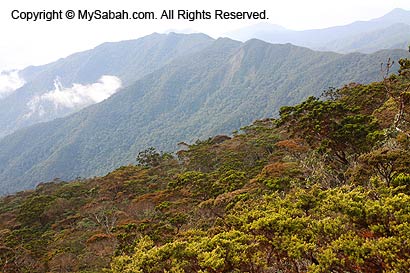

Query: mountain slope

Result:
[1,66,410,272]
[0,38,407,194]
[0,33,214,138]
[225,8,410,53]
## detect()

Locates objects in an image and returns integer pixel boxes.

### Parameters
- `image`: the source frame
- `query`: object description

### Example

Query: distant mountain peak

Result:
[372,8,410,23]
[214,37,240,44]
[242,38,296,49]
[224,8,410,53]
[388,8,408,14]
[163,28,198,35]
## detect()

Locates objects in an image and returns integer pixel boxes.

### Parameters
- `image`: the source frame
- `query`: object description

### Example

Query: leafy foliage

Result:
[1,59,410,272]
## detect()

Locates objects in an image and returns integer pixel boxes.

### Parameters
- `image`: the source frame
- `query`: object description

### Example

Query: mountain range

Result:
[2,9,410,140]
[0,33,213,138]
[1,8,410,272]
[0,33,407,194]
[225,8,410,53]
[0,9,410,194]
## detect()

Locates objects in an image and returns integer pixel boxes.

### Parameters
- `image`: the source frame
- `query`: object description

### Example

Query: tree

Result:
[357,147,410,186]
[381,58,410,137]
[279,97,379,168]
[136,147,172,167]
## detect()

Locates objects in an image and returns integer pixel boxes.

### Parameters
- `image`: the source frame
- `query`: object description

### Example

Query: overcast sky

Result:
[1,0,410,70]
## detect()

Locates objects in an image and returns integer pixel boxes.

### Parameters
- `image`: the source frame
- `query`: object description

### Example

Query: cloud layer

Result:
[25,75,122,118]
[42,75,122,108]
[0,70,25,98]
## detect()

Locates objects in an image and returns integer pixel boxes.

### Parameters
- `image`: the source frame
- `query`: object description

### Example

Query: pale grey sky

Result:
[1,0,410,70]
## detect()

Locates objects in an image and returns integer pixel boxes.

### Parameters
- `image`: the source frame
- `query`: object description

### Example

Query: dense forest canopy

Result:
[1,58,410,272]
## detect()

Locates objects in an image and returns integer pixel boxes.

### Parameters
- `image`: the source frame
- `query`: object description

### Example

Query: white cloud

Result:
[0,70,25,98]
[25,75,121,118]
[40,75,121,108]
[26,96,46,118]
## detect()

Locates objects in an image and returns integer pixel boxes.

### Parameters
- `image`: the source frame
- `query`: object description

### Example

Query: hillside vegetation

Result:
[1,58,410,272]
[0,38,407,194]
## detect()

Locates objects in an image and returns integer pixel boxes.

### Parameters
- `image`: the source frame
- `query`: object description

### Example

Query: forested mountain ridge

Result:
[0,38,407,194]
[0,32,214,138]
[1,58,410,272]
[3,9,410,139]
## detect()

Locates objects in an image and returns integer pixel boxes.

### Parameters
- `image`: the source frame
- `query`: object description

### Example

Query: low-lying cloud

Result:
[25,75,122,118]
[0,70,25,98]
[41,75,122,108]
